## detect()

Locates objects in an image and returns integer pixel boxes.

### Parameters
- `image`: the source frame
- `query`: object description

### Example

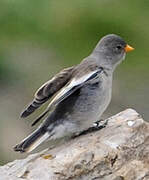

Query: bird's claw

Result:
[93,119,108,128]
[73,119,108,138]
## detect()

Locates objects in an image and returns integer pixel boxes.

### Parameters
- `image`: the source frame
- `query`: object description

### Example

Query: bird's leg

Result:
[73,119,108,138]
[93,118,108,128]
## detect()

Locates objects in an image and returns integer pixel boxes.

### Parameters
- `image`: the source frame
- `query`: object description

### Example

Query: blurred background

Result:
[0,0,149,165]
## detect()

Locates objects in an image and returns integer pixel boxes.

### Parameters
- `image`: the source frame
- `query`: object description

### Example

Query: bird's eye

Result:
[116,45,122,50]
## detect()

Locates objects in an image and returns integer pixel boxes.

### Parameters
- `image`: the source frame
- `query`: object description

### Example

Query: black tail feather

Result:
[14,127,49,153]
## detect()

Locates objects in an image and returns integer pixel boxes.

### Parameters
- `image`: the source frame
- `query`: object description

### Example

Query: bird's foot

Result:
[73,119,108,137]
[93,118,108,128]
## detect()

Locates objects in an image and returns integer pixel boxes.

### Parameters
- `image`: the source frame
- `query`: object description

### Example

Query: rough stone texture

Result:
[0,109,149,180]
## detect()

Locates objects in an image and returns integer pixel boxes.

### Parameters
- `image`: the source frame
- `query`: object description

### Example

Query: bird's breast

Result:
[72,75,112,128]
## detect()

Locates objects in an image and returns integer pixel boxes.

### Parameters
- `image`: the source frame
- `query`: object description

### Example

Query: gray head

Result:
[93,34,134,69]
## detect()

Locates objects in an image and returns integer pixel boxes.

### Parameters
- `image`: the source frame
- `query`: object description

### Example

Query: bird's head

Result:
[93,34,134,69]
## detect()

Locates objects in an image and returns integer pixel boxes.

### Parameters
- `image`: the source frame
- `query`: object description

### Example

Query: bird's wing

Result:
[31,67,104,126]
[48,68,103,107]
[21,66,74,118]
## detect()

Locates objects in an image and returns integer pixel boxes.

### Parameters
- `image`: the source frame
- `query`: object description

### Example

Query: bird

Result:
[14,34,134,153]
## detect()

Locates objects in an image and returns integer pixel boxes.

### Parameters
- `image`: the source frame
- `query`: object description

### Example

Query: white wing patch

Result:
[70,70,99,87]
[47,70,100,109]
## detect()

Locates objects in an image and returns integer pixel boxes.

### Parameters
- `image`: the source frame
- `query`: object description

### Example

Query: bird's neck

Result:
[89,53,116,75]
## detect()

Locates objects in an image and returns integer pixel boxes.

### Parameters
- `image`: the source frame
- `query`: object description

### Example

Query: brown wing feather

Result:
[30,65,103,126]
[21,66,74,118]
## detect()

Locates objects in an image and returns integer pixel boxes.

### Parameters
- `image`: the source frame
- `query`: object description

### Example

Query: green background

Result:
[0,0,148,165]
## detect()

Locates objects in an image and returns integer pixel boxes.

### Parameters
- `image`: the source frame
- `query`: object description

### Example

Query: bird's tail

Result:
[13,127,50,153]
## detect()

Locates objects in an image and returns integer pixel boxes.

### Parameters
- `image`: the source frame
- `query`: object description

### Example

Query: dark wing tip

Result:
[31,120,38,127]
[20,110,30,118]
[20,101,39,118]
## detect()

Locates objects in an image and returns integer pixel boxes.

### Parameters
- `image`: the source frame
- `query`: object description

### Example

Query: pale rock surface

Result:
[0,109,149,180]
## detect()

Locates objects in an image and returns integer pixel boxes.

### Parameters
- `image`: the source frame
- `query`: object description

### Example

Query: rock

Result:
[0,109,149,180]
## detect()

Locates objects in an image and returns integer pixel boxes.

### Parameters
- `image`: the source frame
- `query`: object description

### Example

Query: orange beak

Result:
[124,44,134,53]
